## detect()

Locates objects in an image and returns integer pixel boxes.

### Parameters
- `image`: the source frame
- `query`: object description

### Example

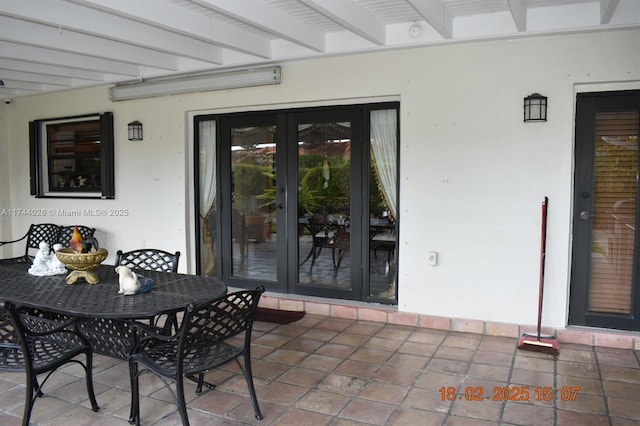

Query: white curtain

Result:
[370,109,397,221]
[199,120,217,276]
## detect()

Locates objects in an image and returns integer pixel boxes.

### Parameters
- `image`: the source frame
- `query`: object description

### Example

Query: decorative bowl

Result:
[56,248,108,271]
[56,248,108,285]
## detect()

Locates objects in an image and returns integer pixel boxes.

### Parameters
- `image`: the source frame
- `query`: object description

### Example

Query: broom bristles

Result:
[517,335,559,356]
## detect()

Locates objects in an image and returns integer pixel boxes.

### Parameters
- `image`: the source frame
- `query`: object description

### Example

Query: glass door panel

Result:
[230,125,277,281]
[368,109,398,302]
[588,111,638,314]
[297,122,352,289]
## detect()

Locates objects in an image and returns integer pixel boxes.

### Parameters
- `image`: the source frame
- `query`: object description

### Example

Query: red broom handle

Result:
[537,197,548,339]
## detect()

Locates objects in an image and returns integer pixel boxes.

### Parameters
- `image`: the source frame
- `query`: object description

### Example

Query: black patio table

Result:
[0,262,227,358]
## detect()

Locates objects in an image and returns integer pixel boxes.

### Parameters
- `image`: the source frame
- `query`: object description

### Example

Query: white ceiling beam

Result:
[600,0,619,24]
[192,0,326,52]
[0,79,51,91]
[0,16,179,70]
[507,0,527,32]
[299,0,386,45]
[70,0,272,59]
[0,41,140,77]
[0,0,222,64]
[407,0,452,39]
[0,69,72,86]
[0,59,105,81]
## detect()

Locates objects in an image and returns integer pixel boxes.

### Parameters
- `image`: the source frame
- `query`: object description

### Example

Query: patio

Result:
[0,314,638,425]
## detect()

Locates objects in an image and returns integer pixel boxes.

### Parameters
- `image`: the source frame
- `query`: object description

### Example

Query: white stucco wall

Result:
[0,102,11,243]
[2,30,639,329]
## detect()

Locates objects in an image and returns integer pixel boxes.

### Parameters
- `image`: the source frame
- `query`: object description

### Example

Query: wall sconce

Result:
[523,93,547,122]
[128,121,143,141]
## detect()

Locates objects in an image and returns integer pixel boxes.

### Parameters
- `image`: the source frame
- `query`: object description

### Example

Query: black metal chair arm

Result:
[0,232,29,246]
[130,320,179,348]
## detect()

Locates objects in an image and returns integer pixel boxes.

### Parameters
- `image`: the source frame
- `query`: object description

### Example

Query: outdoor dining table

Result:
[0,262,227,358]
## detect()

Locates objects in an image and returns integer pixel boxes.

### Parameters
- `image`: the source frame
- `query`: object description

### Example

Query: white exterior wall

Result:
[2,30,640,329]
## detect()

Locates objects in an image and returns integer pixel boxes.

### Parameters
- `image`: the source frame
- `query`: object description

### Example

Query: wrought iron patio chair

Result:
[0,223,60,263]
[115,248,181,331]
[0,301,99,425]
[127,286,265,426]
[115,249,181,273]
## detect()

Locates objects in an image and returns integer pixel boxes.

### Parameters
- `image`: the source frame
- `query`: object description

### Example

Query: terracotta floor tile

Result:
[607,396,640,419]
[273,408,332,425]
[339,398,395,425]
[501,402,555,425]
[296,390,351,415]
[389,407,447,425]
[2,313,638,426]
[374,365,421,386]
[603,380,640,399]
[472,350,514,367]
[556,360,600,378]
[315,342,357,358]
[276,367,327,388]
[386,352,430,370]
[334,359,379,379]
[358,381,408,404]
[375,326,413,341]
[433,345,476,362]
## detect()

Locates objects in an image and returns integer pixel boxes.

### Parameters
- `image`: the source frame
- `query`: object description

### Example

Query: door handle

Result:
[276,203,284,210]
[580,211,592,220]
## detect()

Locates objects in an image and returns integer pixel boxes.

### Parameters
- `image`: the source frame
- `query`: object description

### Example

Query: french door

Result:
[569,90,640,331]
[195,104,399,303]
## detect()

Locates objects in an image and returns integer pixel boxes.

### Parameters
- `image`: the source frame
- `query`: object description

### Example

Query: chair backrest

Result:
[0,302,78,372]
[116,249,181,273]
[25,223,60,256]
[59,225,96,248]
[179,286,264,352]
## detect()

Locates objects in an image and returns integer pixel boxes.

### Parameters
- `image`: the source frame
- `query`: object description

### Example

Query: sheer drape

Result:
[199,120,217,276]
[370,110,397,221]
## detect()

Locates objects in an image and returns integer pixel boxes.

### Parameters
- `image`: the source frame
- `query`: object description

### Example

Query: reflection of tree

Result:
[299,156,350,215]
[234,155,270,215]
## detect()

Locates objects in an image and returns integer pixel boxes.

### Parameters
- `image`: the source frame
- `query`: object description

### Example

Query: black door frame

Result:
[194,102,400,303]
[569,90,640,331]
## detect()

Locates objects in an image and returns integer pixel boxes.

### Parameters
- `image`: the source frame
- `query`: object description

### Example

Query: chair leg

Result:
[241,356,263,420]
[22,375,37,426]
[175,375,190,426]
[128,359,140,425]
[85,350,100,412]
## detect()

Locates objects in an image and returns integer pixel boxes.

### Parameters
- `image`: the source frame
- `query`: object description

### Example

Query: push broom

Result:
[517,196,559,356]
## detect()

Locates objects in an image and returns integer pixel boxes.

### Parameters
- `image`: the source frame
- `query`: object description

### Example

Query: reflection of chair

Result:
[0,223,60,263]
[0,301,100,424]
[371,229,396,261]
[128,287,265,426]
[301,215,349,274]
[115,249,180,273]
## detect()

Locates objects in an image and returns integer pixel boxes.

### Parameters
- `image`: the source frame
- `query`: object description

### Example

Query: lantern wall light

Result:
[128,121,143,141]
[523,93,547,122]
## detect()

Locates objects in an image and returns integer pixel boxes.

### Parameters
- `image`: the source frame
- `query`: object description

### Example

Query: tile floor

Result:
[0,314,639,425]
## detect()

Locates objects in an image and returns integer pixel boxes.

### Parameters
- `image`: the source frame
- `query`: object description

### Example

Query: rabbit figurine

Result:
[115,265,141,296]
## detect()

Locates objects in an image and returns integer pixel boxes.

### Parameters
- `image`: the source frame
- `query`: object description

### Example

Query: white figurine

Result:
[28,241,60,276]
[48,243,67,274]
[115,265,142,295]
